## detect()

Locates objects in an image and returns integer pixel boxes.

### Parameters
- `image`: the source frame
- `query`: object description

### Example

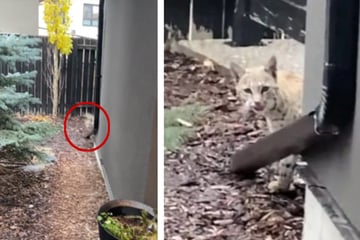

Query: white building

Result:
[0,0,38,35]
[39,0,99,39]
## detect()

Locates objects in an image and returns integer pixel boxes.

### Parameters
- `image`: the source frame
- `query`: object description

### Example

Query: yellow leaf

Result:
[44,0,73,56]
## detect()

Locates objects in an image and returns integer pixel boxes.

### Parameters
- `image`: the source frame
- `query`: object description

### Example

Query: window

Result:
[83,4,99,27]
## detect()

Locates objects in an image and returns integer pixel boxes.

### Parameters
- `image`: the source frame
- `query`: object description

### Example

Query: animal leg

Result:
[268,155,297,192]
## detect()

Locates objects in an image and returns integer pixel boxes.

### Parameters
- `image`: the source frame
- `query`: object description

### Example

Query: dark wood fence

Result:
[232,0,307,46]
[164,0,235,40]
[164,0,306,44]
[0,35,98,116]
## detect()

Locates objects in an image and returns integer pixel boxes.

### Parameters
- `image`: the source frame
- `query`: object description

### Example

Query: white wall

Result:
[39,0,99,39]
[302,187,343,240]
[0,0,38,35]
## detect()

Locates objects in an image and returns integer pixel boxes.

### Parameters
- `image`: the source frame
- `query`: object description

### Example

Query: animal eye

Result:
[261,86,269,93]
[243,88,252,94]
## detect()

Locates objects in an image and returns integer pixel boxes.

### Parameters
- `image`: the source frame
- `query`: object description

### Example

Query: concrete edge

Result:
[299,168,360,239]
[94,143,114,200]
[170,41,233,79]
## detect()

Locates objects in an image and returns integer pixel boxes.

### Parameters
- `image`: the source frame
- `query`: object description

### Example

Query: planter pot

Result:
[97,199,155,240]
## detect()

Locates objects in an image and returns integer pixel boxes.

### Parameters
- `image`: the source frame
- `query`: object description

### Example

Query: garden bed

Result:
[164,51,305,239]
[0,115,108,239]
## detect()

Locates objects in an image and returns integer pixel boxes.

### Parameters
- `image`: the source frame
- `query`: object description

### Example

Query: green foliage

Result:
[0,34,57,161]
[0,34,42,70]
[97,210,157,240]
[22,121,61,141]
[164,126,193,151]
[164,104,207,151]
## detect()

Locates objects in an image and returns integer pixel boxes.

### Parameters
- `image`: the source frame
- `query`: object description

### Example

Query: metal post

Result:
[221,0,226,38]
[188,0,194,40]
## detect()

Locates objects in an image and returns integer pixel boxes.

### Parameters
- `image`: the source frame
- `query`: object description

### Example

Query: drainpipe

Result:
[314,0,359,136]
[93,0,105,135]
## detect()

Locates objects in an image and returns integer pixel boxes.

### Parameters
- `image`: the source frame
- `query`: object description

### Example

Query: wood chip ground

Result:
[0,116,108,239]
[164,52,305,240]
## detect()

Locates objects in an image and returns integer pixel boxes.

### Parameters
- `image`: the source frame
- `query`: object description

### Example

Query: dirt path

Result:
[46,117,109,240]
[0,117,108,240]
[164,52,304,240]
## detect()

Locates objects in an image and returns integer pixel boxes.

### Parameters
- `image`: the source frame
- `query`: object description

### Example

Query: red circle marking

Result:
[64,102,110,152]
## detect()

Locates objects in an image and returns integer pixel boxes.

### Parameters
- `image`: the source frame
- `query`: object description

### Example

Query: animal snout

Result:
[252,101,265,111]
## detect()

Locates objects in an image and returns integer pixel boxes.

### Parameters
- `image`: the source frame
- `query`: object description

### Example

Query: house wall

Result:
[302,0,360,236]
[96,0,157,208]
[0,0,38,35]
[144,106,158,208]
[39,0,99,39]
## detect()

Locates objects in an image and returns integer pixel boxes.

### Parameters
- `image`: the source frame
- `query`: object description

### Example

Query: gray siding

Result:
[96,0,157,207]
[302,187,343,240]
[303,0,360,231]
[0,0,38,35]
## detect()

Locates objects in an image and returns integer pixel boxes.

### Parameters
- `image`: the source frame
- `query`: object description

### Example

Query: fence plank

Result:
[88,48,96,114]
[83,47,90,110]
[75,39,84,115]
[59,55,67,115]
[0,35,99,116]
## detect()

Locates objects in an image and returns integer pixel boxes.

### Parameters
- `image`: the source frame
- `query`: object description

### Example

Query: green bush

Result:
[164,104,207,151]
[0,34,59,161]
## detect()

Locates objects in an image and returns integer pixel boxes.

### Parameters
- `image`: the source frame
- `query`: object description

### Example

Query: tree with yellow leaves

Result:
[43,0,73,117]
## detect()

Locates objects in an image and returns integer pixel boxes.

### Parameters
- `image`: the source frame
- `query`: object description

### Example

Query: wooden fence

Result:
[232,0,306,45]
[0,35,98,116]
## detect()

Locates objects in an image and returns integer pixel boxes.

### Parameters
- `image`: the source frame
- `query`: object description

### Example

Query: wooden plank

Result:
[34,58,42,114]
[28,57,36,114]
[232,0,271,46]
[192,0,223,39]
[65,46,74,114]
[87,48,96,114]
[67,40,73,115]
[59,55,67,115]
[164,0,191,40]
[45,40,51,114]
[29,36,41,114]
[75,39,85,115]
[82,46,90,111]
[248,0,306,43]
[42,36,48,114]
[68,38,77,115]
[36,38,43,114]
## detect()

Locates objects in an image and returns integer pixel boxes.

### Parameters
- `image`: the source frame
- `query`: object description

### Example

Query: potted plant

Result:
[97,199,157,240]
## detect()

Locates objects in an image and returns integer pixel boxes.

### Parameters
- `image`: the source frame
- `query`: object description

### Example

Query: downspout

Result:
[314,0,359,135]
[94,0,105,135]
[230,0,359,172]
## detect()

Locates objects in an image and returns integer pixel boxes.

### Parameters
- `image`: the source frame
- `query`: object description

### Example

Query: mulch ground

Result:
[164,51,305,240]
[0,116,108,239]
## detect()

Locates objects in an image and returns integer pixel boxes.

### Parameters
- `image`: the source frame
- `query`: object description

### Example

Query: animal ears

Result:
[264,55,277,79]
[229,62,245,83]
